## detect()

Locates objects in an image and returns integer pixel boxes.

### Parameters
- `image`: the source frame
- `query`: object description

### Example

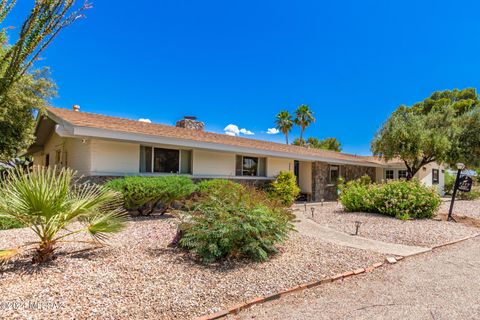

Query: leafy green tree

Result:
[372,88,480,179]
[0,166,127,263]
[275,110,293,144]
[294,104,315,145]
[0,52,56,160]
[292,137,342,152]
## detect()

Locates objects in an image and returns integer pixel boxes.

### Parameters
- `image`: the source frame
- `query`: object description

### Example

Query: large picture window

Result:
[140,146,191,174]
[235,155,266,176]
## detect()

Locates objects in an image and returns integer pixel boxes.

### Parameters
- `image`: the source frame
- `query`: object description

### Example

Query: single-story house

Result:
[27,106,445,200]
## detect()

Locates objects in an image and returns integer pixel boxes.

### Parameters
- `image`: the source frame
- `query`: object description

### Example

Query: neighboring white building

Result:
[28,107,445,200]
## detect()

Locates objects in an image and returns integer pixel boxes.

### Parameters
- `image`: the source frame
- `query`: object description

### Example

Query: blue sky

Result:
[5,1,480,155]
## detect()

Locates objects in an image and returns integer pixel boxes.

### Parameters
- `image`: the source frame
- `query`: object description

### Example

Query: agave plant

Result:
[0,166,128,263]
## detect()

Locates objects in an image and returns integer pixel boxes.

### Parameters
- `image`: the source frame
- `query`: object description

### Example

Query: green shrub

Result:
[0,217,24,230]
[179,185,293,263]
[106,176,196,215]
[457,189,480,200]
[340,179,441,219]
[269,171,300,206]
[196,179,244,195]
[444,171,456,195]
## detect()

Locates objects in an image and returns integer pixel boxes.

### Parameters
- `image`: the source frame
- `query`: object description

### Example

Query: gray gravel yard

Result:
[231,237,480,320]
[439,199,480,219]
[0,214,383,320]
[297,201,479,247]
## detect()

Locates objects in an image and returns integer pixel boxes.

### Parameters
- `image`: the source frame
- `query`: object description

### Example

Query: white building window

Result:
[385,170,394,180]
[139,146,192,174]
[235,155,266,177]
[398,170,408,179]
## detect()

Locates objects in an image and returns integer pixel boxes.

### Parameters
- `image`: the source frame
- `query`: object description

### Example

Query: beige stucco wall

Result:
[267,157,293,177]
[375,167,384,183]
[64,138,91,175]
[299,161,312,193]
[192,149,236,177]
[89,139,139,174]
[32,132,64,167]
[415,162,445,194]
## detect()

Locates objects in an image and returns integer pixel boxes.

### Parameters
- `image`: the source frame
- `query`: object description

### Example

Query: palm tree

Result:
[275,110,293,144]
[0,166,127,263]
[294,104,315,145]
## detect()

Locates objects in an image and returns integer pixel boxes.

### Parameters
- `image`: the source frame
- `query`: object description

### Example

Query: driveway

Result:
[231,237,480,320]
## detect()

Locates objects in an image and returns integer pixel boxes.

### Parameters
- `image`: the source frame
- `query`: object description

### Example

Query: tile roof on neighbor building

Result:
[45,107,399,166]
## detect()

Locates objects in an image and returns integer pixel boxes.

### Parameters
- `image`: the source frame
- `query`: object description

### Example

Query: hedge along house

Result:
[27,106,445,201]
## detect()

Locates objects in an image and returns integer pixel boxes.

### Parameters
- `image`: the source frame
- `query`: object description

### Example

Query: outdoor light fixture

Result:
[354,221,362,236]
[310,207,315,218]
[321,198,324,206]
[456,163,465,170]
[304,201,307,212]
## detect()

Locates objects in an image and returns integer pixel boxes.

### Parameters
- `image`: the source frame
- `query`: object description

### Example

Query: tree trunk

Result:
[285,134,289,145]
[299,127,304,145]
[33,242,56,263]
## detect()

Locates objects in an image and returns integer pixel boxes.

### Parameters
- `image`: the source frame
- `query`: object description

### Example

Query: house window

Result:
[329,165,339,183]
[235,155,266,176]
[398,170,408,179]
[385,170,394,180]
[45,154,50,167]
[140,146,192,174]
[55,150,62,166]
[432,169,439,185]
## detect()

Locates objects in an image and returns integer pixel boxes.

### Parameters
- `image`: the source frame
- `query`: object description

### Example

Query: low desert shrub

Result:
[0,217,23,230]
[179,185,294,262]
[269,171,300,206]
[444,171,456,195]
[340,178,441,219]
[457,189,480,200]
[196,179,244,195]
[106,176,196,215]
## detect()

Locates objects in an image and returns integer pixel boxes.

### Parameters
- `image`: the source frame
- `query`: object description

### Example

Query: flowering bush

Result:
[269,171,300,206]
[340,178,441,219]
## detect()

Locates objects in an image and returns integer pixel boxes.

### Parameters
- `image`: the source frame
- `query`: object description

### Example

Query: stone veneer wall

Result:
[311,162,376,202]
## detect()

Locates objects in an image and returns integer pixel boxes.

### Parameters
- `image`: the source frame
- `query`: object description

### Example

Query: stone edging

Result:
[196,233,480,320]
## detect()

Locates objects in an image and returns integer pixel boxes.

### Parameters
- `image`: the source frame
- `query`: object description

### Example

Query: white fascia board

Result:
[57,124,383,168]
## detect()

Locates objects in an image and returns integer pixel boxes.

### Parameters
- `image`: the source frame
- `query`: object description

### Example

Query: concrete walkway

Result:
[294,213,431,257]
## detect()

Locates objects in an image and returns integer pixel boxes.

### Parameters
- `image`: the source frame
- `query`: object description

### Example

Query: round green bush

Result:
[196,179,244,195]
[105,176,196,215]
[269,171,300,206]
[340,179,441,219]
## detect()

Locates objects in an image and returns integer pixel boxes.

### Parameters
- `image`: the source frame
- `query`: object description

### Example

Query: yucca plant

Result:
[0,166,128,263]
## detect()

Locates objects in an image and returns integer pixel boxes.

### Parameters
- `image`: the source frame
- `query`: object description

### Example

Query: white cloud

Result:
[267,128,280,135]
[224,124,254,136]
[138,118,152,123]
[240,128,254,135]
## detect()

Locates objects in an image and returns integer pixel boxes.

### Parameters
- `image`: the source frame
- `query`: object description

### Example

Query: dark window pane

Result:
[243,156,258,176]
[432,169,439,184]
[386,170,394,180]
[140,146,152,173]
[258,158,266,177]
[398,170,407,179]
[330,165,339,183]
[154,148,179,173]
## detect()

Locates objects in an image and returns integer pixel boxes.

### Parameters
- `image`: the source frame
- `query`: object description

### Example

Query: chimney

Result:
[176,116,205,131]
[72,105,80,112]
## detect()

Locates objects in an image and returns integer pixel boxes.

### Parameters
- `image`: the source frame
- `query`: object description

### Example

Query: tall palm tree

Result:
[275,110,293,144]
[294,104,315,145]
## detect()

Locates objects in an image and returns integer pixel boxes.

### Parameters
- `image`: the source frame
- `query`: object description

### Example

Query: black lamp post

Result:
[448,163,465,222]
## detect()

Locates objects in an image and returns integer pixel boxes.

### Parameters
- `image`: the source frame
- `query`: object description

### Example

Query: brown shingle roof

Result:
[47,107,385,166]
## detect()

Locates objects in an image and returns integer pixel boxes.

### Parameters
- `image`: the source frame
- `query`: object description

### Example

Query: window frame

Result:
[140,145,192,174]
[385,169,394,180]
[235,155,267,177]
[329,165,340,184]
[432,169,439,185]
[398,170,408,179]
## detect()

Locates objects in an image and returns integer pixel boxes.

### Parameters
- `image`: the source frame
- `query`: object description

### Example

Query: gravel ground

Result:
[0,214,383,320]
[296,202,479,247]
[231,236,480,320]
[438,199,480,219]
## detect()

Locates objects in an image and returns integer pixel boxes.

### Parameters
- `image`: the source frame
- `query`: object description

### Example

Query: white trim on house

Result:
[54,123,384,168]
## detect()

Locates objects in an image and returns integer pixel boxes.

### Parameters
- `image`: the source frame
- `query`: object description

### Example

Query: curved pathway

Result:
[294,212,430,257]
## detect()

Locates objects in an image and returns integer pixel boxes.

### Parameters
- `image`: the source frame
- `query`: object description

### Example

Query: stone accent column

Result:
[311,162,336,201]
